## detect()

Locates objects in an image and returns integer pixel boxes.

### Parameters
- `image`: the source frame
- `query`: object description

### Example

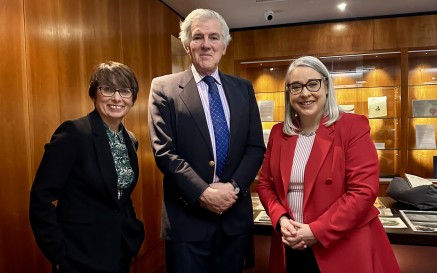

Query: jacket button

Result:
[209,161,215,167]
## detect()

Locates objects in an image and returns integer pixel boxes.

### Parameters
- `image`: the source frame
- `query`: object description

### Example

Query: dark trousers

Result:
[53,241,132,273]
[165,226,251,273]
[285,246,321,273]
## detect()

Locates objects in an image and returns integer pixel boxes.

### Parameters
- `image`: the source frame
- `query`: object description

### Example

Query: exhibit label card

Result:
[415,124,436,149]
[258,100,274,121]
[368,96,387,118]
[374,142,386,149]
[254,211,271,224]
[412,100,437,117]
[339,104,355,113]
[379,217,407,229]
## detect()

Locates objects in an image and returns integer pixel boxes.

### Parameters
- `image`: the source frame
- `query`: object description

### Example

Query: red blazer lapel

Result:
[280,134,297,201]
[303,123,335,209]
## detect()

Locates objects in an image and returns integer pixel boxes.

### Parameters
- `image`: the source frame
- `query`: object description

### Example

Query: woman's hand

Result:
[279,217,306,250]
[289,219,319,247]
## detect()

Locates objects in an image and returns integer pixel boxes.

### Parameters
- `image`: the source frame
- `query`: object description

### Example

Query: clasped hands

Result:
[199,182,237,214]
[280,217,318,250]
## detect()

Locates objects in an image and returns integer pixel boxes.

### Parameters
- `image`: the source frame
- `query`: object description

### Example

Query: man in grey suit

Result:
[148,8,265,273]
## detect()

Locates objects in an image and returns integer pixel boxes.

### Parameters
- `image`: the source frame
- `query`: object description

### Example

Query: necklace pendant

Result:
[299,129,316,137]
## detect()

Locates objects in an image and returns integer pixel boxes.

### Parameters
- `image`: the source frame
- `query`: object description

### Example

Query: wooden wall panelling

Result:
[232,20,374,60]
[24,0,63,173]
[0,0,179,272]
[219,39,235,75]
[120,1,181,272]
[23,0,125,271]
[119,0,150,263]
[374,15,437,50]
[301,21,374,56]
[56,0,93,122]
[119,1,178,272]
[0,1,37,272]
[233,14,437,62]
[3,4,436,273]
[55,0,124,121]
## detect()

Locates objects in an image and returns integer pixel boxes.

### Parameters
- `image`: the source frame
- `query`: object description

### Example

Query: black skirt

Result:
[285,246,321,273]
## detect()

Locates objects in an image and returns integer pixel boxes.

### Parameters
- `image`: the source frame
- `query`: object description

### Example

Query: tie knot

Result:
[203,75,216,85]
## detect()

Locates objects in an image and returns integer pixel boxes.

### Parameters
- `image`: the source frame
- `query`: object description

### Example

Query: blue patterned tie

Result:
[203,75,229,178]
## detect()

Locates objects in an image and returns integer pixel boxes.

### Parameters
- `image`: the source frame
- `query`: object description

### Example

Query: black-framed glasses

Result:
[286,78,325,95]
[98,86,133,98]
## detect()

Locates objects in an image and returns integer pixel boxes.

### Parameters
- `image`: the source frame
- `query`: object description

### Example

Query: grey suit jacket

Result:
[148,68,265,241]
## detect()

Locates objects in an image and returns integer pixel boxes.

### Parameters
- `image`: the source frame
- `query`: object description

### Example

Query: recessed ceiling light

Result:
[337,3,347,12]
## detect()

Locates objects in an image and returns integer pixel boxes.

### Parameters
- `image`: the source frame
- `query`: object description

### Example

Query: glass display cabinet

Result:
[407,49,437,178]
[239,52,402,177]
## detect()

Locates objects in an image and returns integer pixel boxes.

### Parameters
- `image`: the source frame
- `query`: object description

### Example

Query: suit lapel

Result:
[303,122,335,209]
[278,120,335,211]
[280,134,297,198]
[220,73,240,160]
[88,110,119,203]
[178,70,214,157]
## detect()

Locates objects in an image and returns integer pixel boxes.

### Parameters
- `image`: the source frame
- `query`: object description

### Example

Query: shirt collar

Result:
[191,65,221,86]
[103,122,124,136]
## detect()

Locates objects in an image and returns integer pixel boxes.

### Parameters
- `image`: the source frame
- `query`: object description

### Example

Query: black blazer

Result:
[148,69,265,241]
[29,110,144,271]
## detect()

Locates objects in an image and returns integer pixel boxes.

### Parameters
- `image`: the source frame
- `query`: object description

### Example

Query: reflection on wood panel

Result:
[0,0,179,272]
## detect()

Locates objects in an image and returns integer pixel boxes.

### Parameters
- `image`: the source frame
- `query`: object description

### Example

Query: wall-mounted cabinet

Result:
[407,49,437,177]
[240,50,437,178]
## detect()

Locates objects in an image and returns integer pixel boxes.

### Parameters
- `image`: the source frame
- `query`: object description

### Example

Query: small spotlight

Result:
[337,3,347,12]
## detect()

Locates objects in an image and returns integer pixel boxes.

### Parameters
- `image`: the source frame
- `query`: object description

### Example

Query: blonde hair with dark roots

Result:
[283,56,342,135]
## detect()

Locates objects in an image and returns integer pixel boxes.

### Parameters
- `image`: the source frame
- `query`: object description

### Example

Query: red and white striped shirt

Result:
[288,134,316,223]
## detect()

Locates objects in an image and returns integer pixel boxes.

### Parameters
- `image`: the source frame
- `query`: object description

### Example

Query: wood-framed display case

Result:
[407,49,437,178]
[239,51,403,178]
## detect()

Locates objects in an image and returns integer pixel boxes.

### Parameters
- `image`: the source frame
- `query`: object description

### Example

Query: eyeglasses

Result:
[286,78,325,95]
[98,86,133,98]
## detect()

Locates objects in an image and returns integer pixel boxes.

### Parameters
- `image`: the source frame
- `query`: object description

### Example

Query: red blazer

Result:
[257,113,400,273]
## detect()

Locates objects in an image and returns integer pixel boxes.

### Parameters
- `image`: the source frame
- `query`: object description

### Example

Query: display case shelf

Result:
[407,49,437,178]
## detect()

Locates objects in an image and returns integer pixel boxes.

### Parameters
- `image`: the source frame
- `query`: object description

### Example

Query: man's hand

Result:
[199,182,237,214]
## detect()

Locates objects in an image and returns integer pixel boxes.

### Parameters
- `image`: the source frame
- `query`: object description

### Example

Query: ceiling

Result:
[160,0,436,30]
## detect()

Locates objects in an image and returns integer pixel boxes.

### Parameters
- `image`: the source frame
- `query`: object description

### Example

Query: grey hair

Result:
[283,56,342,136]
[179,8,232,48]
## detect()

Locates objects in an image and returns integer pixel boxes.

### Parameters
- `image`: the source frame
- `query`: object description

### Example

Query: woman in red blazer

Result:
[30,62,144,273]
[257,56,400,273]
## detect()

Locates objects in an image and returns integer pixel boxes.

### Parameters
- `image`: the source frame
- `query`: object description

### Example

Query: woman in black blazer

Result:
[29,61,145,273]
